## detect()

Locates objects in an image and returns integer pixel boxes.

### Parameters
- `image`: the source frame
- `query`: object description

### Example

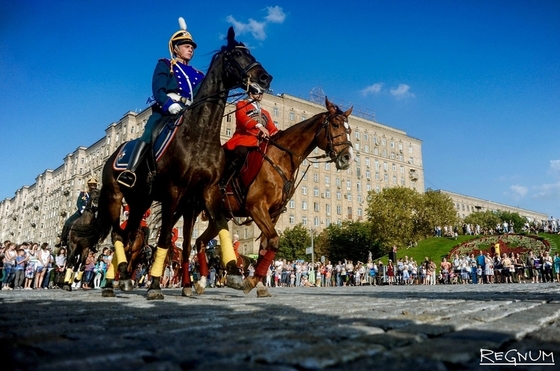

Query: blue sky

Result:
[1,0,559,217]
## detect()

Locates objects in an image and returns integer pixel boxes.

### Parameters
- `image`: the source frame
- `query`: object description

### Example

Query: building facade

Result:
[2,93,536,255]
[437,190,548,223]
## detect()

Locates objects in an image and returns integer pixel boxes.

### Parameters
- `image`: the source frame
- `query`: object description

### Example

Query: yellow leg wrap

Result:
[219,229,236,267]
[114,241,127,266]
[75,271,84,281]
[150,247,167,277]
[64,268,74,284]
[105,262,115,280]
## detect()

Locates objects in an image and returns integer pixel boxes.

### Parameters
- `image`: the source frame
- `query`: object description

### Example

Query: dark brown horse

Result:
[196,98,354,297]
[78,27,272,300]
[63,188,100,290]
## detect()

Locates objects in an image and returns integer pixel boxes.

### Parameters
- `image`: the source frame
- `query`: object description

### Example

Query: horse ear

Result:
[325,96,336,114]
[344,106,353,117]
[227,27,236,45]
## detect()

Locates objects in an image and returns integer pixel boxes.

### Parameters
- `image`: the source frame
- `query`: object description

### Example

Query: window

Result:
[326,204,331,214]
[364,144,369,153]
[314,202,319,212]
[325,189,331,198]
[336,205,342,215]
[313,174,319,183]
[302,201,308,210]
[289,199,295,209]
[302,186,307,195]
[314,216,319,226]
[346,180,351,190]
[301,114,306,120]
[273,107,279,117]
[383,162,388,171]
[289,215,295,224]
[325,162,330,170]
[313,187,319,196]
[384,174,389,182]
[289,111,295,121]
[302,216,307,225]
[325,176,330,184]
[226,127,232,136]
[336,191,341,200]
[390,141,394,148]
[392,164,397,172]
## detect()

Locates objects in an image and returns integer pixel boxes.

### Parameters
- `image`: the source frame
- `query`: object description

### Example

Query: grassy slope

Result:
[381,233,560,264]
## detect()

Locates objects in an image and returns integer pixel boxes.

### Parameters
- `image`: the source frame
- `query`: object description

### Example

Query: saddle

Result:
[113,115,182,175]
[225,141,269,210]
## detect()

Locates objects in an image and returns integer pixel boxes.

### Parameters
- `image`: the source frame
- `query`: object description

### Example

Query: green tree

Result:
[417,189,459,236]
[322,221,380,263]
[366,187,422,251]
[463,210,501,232]
[277,223,310,261]
[495,211,526,233]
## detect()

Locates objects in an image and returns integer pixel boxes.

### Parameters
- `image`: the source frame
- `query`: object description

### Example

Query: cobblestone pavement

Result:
[1,283,559,371]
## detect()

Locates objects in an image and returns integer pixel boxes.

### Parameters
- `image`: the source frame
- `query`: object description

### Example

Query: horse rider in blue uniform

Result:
[117,17,205,188]
[56,178,98,247]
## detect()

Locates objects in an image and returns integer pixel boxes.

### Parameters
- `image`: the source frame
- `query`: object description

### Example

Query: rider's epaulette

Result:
[159,58,172,67]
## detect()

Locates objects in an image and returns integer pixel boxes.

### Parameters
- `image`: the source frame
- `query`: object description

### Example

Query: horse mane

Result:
[273,111,327,145]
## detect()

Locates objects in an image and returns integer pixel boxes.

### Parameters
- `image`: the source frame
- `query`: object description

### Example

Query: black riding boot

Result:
[117,141,149,188]
[221,156,244,186]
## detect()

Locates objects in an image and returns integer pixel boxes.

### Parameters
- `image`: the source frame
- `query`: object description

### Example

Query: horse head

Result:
[86,188,100,213]
[317,98,354,170]
[219,27,272,93]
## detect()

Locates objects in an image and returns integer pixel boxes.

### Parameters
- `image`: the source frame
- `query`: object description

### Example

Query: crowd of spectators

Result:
[251,250,560,288]
[0,240,113,291]
[3,239,560,291]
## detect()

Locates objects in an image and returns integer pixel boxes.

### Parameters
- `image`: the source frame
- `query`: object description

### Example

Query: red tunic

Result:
[223,100,277,150]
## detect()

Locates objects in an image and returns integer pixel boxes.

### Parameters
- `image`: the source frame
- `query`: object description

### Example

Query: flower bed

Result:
[447,234,550,258]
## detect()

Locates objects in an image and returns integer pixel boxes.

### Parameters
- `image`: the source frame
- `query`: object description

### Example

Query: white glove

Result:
[168,103,182,115]
[167,93,182,102]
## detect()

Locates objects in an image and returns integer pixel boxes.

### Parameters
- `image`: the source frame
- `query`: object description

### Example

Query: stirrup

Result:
[117,170,136,188]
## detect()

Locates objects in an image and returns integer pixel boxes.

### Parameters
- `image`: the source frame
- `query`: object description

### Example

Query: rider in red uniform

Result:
[222,84,278,183]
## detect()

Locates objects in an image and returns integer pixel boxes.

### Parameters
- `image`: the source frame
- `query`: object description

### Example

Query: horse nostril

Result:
[259,73,272,85]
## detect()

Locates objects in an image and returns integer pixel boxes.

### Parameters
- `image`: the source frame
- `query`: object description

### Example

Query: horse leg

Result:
[244,208,279,297]
[204,185,243,290]
[180,210,196,297]
[147,203,176,300]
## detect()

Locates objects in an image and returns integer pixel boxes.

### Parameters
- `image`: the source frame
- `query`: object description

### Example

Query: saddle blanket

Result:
[113,116,181,170]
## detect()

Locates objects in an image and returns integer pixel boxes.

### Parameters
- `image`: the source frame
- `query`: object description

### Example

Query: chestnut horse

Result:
[195,98,354,297]
[76,27,272,300]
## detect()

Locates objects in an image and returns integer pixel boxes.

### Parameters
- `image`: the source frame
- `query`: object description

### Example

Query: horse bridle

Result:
[186,45,264,111]
[314,113,353,163]
[222,46,263,92]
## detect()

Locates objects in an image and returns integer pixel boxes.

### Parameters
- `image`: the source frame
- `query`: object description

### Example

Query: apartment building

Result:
[2,92,424,254]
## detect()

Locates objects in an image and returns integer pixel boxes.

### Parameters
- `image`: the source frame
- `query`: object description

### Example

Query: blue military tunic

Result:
[140,58,205,143]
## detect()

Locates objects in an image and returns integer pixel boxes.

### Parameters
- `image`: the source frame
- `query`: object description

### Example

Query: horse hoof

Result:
[256,281,271,298]
[62,284,72,292]
[182,287,193,297]
[226,275,245,290]
[119,279,134,292]
[102,288,115,297]
[243,277,257,294]
[195,277,206,295]
[147,289,164,300]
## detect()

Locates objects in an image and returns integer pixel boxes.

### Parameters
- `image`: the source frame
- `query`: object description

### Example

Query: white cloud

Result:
[360,83,383,96]
[265,6,286,23]
[532,181,560,200]
[390,84,415,99]
[227,6,286,41]
[509,185,528,201]
[549,159,560,175]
